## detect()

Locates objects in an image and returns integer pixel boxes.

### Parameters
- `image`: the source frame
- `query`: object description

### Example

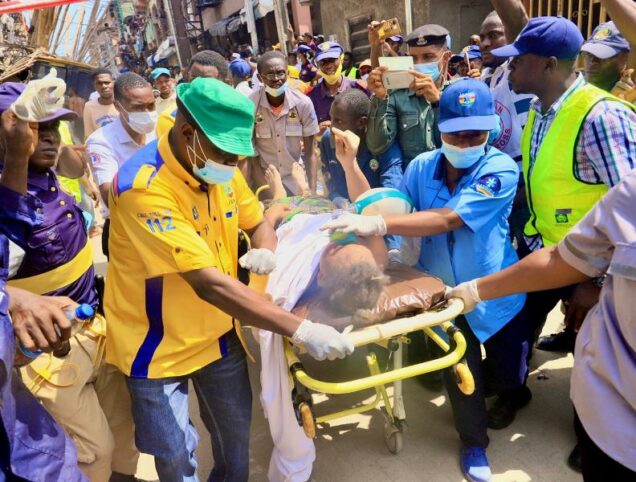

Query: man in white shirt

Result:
[87,72,157,257]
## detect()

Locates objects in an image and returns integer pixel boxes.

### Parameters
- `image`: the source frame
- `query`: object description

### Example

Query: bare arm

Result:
[477,245,590,301]
[181,267,302,336]
[303,135,318,192]
[600,0,636,45]
[245,218,277,252]
[56,144,86,179]
[384,208,464,237]
[0,111,35,195]
[99,182,112,208]
[490,0,529,42]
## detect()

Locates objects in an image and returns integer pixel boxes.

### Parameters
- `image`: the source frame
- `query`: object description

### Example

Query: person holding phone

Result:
[366,24,452,165]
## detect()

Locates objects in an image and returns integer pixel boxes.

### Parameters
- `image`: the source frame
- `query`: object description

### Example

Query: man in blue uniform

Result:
[323,79,531,482]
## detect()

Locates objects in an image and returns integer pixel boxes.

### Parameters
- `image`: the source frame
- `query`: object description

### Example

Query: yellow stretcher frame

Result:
[284,297,474,453]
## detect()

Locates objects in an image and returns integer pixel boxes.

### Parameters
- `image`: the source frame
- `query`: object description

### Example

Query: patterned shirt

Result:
[525,74,636,251]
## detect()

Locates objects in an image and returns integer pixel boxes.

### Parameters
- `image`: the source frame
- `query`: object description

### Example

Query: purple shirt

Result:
[307,77,370,124]
[0,167,97,307]
[0,184,85,481]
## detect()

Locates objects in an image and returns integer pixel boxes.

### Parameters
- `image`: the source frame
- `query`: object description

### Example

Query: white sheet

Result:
[259,213,333,482]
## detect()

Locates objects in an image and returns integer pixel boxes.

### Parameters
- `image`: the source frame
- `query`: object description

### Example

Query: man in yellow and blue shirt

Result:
[105,77,352,481]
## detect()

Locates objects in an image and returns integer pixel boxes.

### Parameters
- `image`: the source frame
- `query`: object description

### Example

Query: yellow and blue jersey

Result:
[105,134,263,378]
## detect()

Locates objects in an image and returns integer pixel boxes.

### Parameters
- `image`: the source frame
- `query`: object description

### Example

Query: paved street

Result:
[94,238,581,482]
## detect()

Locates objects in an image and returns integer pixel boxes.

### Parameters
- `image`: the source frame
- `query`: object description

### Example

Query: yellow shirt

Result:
[156,101,177,138]
[288,65,300,80]
[105,134,263,378]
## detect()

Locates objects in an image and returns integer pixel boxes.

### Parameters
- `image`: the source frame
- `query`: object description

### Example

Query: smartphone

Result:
[378,18,401,41]
[379,56,414,71]
[382,71,414,90]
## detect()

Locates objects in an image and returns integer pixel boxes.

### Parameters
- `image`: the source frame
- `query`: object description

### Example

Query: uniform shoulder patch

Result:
[474,174,501,197]
[132,164,158,191]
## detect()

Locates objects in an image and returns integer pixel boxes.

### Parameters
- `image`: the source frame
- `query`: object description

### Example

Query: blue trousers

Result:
[126,330,252,482]
[442,308,533,448]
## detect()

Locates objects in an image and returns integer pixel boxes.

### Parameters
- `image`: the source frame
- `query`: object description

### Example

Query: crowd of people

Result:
[0,0,635,481]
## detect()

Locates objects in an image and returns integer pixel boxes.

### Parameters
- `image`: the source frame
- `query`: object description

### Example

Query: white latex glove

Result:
[446,279,482,314]
[11,68,66,122]
[320,213,387,237]
[291,319,354,361]
[238,248,276,275]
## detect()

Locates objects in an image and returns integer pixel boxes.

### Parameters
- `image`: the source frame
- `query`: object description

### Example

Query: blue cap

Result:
[151,67,171,80]
[315,41,343,63]
[439,78,498,133]
[581,21,630,59]
[75,303,95,321]
[296,44,312,55]
[388,35,404,44]
[229,59,251,79]
[491,16,584,60]
[0,82,77,122]
[451,45,482,62]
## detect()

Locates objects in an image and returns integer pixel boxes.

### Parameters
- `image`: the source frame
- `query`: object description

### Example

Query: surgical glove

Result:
[11,68,66,122]
[238,248,276,275]
[321,213,387,237]
[446,279,482,314]
[291,319,354,361]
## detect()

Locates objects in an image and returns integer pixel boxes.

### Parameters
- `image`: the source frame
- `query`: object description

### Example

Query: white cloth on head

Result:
[258,212,333,482]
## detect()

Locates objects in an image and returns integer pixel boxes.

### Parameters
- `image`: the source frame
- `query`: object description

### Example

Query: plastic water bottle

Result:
[15,303,95,364]
[53,304,95,357]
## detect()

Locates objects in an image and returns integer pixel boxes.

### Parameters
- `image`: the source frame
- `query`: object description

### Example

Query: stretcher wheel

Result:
[455,362,475,395]
[299,402,316,439]
[385,429,403,455]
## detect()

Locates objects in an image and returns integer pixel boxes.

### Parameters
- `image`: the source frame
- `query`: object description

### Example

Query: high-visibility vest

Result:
[521,83,634,246]
[345,66,358,79]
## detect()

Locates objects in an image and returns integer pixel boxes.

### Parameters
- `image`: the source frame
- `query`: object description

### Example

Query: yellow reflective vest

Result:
[521,84,634,246]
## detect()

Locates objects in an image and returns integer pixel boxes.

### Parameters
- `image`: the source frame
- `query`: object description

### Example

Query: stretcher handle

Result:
[286,319,468,395]
[343,297,464,348]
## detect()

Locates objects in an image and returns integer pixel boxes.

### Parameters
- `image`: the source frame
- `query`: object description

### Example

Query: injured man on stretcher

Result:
[254,159,443,482]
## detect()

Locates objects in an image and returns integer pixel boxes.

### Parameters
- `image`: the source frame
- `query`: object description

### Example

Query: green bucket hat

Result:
[177,78,256,156]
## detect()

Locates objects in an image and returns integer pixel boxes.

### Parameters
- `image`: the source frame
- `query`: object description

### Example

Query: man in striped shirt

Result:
[490,16,636,471]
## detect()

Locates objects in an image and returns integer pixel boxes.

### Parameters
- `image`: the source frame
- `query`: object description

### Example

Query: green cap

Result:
[177,78,256,156]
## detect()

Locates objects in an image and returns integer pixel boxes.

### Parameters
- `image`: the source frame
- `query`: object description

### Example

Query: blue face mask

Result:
[414,61,440,81]
[265,82,288,98]
[441,140,487,169]
[187,131,236,185]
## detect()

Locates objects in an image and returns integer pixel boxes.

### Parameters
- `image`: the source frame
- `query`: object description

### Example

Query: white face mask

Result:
[186,130,236,185]
[120,104,158,135]
[441,139,487,169]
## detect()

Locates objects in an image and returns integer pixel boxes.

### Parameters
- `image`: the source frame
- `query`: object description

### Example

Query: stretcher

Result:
[285,268,474,454]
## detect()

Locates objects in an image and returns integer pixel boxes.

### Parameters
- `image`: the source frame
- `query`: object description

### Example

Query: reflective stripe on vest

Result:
[8,241,94,295]
[521,84,634,247]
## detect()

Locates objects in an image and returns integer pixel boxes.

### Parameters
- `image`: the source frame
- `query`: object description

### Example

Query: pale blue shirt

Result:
[400,147,526,341]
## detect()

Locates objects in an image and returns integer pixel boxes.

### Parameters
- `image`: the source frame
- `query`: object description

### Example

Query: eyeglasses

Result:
[262,71,287,81]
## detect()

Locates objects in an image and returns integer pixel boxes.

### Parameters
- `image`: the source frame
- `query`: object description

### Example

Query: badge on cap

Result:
[369,159,380,171]
[416,35,428,46]
[320,42,331,52]
[458,92,476,107]
[593,27,612,40]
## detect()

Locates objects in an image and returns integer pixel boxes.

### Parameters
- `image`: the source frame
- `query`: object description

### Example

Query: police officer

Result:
[366,24,452,164]
[323,79,530,482]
